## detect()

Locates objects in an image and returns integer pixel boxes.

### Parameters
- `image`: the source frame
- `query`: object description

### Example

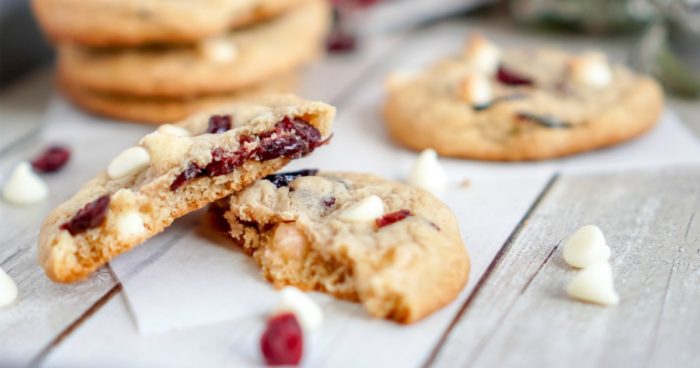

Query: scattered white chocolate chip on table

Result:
[563,225,611,268]
[107,146,151,180]
[2,162,48,204]
[463,34,501,74]
[338,195,384,222]
[0,267,18,307]
[198,37,238,63]
[407,149,448,196]
[277,286,323,332]
[567,261,619,306]
[568,51,612,88]
[459,73,492,106]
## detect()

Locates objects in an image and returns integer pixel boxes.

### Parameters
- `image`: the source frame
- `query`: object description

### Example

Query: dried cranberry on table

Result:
[260,312,304,366]
[31,145,71,173]
[376,209,413,228]
[60,195,110,235]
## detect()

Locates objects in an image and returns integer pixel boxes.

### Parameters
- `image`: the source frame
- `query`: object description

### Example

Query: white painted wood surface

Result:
[0,12,698,368]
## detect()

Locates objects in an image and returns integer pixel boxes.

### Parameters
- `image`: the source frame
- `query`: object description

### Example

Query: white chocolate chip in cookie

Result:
[568,52,612,87]
[0,267,18,307]
[156,124,190,137]
[339,195,384,223]
[277,286,323,331]
[464,34,501,74]
[199,37,238,63]
[563,225,611,268]
[407,149,448,196]
[140,133,193,172]
[3,162,48,204]
[107,147,151,180]
[272,223,308,259]
[458,73,492,106]
[385,69,420,90]
[116,211,145,241]
[567,261,619,306]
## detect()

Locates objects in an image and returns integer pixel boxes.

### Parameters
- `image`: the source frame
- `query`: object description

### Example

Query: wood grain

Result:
[430,168,700,368]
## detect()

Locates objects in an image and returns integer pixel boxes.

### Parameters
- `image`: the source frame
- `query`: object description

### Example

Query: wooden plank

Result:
[430,168,700,368]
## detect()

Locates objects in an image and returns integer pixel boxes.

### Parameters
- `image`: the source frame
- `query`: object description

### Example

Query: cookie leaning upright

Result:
[222,171,470,323]
[383,35,664,161]
[38,95,335,283]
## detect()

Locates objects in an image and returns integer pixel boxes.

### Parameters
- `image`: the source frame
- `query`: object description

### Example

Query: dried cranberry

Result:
[376,209,413,228]
[60,195,110,235]
[496,66,533,86]
[326,31,356,53]
[31,145,71,173]
[170,163,202,191]
[323,196,336,207]
[256,118,323,161]
[204,148,248,177]
[264,169,319,188]
[207,115,232,134]
[260,312,303,366]
[516,112,572,129]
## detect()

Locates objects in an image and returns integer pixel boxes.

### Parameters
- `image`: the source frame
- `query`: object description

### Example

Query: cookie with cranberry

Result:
[59,71,298,124]
[383,35,664,161]
[38,95,335,283]
[32,0,309,46]
[222,171,470,323]
[57,0,329,97]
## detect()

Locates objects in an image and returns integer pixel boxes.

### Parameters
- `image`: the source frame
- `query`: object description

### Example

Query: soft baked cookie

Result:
[57,0,329,97]
[59,71,299,124]
[32,0,309,46]
[383,35,664,161]
[38,95,335,283]
[222,170,470,323]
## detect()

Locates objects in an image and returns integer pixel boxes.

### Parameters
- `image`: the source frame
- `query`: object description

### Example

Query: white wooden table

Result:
[1,13,699,368]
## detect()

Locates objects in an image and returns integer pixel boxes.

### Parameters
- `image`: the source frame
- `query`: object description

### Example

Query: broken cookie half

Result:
[38,95,335,283]
[221,170,470,323]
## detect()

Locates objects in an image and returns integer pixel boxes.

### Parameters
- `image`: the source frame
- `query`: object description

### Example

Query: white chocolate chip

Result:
[567,261,619,306]
[277,286,323,332]
[107,147,150,180]
[459,74,492,106]
[2,162,48,204]
[407,149,448,196]
[563,225,611,268]
[569,52,612,87]
[0,267,18,307]
[464,34,501,74]
[338,195,384,223]
[116,211,145,240]
[157,124,190,137]
[199,37,238,63]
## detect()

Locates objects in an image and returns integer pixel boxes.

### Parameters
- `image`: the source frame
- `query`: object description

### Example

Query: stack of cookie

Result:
[32,0,331,124]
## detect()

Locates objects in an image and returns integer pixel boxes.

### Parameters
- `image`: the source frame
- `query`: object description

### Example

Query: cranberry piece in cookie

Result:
[261,312,304,366]
[376,209,413,228]
[31,145,71,173]
[206,115,232,134]
[496,65,534,86]
[60,195,110,235]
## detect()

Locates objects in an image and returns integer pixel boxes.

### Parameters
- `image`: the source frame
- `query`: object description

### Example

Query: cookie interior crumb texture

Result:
[38,95,336,283]
[224,172,470,323]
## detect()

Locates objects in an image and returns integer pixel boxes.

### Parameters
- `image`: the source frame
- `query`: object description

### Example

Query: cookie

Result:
[32,0,309,46]
[59,71,299,124]
[221,170,470,323]
[383,36,664,161]
[57,0,330,97]
[38,95,335,283]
